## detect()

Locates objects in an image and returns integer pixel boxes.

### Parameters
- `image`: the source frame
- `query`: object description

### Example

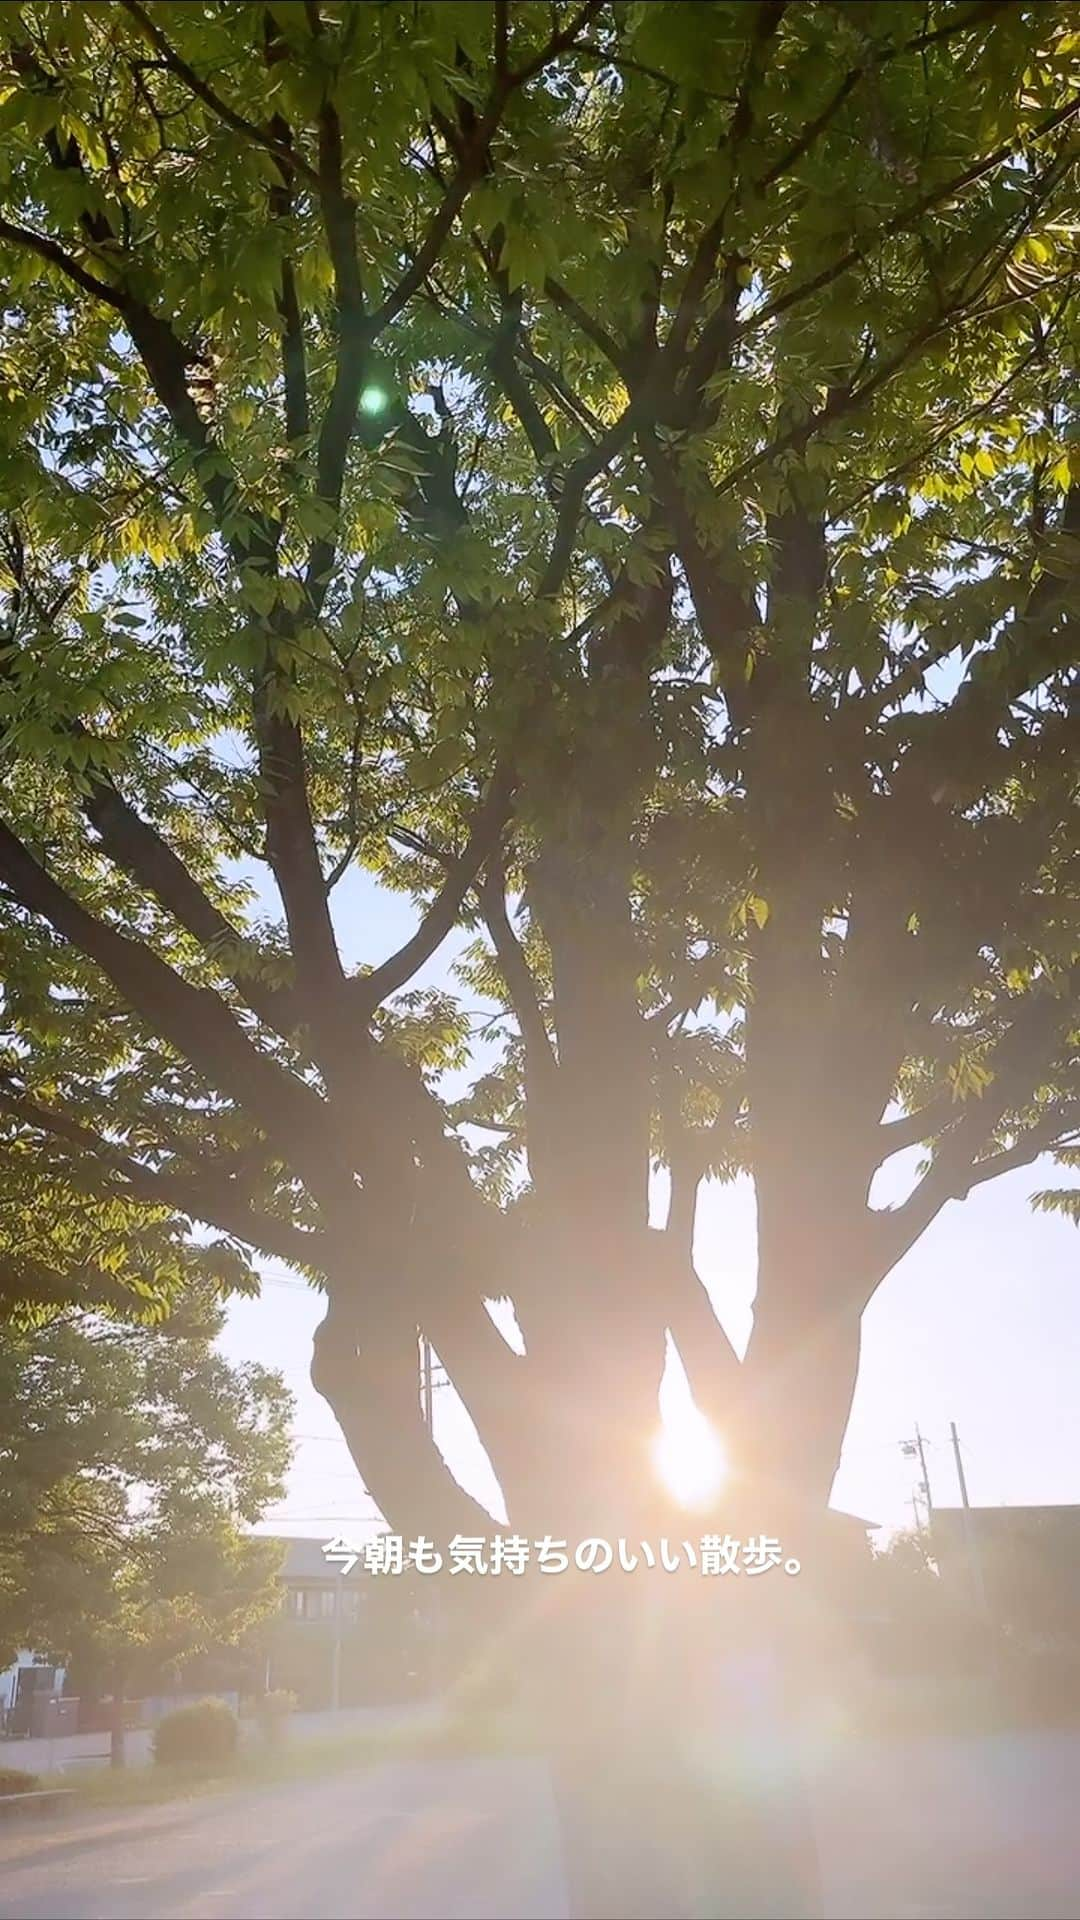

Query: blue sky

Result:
[218,870,1080,1543]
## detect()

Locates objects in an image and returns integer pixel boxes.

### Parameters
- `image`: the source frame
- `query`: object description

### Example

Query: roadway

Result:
[0,1732,1077,1918]
[0,1757,568,1920]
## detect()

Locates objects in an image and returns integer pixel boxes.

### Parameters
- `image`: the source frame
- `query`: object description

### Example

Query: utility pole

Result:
[330,1571,343,1713]
[950,1420,971,1508]
[420,1334,434,1431]
[914,1424,933,1520]
[901,1425,933,1531]
[950,1420,991,1622]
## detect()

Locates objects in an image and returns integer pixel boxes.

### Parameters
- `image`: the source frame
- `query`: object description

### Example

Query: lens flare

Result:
[652,1405,728,1510]
[359,385,390,415]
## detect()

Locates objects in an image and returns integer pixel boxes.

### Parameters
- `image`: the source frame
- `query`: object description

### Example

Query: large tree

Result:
[0,1298,292,1706]
[0,1,1077,1908]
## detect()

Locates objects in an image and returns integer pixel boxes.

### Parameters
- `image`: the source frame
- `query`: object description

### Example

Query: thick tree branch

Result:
[0,1081,324,1272]
[0,1248,172,1319]
[664,1129,706,1258]
[645,1228,741,1434]
[79,771,289,1034]
[366,0,605,345]
[355,766,516,1016]
[488,288,558,467]
[0,819,337,1182]
[755,4,1009,196]
[302,92,367,615]
[877,975,1080,1261]
[431,278,604,439]
[740,95,1080,344]
[638,429,757,703]
[538,413,637,599]
[478,869,556,1079]
[0,216,126,310]
[277,253,311,449]
[664,0,785,366]
[876,1097,959,1157]
[119,0,320,187]
[492,0,605,92]
[544,275,629,375]
[251,669,346,1013]
[888,481,1080,793]
[312,1318,497,1537]
[964,1116,1080,1191]
[476,861,563,1190]
[0,543,311,1049]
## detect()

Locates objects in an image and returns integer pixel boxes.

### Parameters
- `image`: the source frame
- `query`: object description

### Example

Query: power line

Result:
[262,1510,383,1524]
[285,1468,368,1481]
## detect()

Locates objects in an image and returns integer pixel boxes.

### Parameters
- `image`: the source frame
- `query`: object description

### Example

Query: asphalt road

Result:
[808,1728,1080,1920]
[0,1733,1078,1919]
[0,1758,569,1920]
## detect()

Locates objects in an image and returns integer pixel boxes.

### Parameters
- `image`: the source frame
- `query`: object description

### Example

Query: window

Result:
[285,1584,341,1622]
[297,1587,335,1621]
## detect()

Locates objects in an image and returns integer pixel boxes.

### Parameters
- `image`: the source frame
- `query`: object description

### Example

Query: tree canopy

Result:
[0,1296,292,1680]
[0,1,1077,1549]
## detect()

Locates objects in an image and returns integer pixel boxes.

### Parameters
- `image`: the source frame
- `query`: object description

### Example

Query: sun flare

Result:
[652,1405,728,1510]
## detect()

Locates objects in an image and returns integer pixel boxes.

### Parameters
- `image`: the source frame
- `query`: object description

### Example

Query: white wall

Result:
[0,1652,66,1712]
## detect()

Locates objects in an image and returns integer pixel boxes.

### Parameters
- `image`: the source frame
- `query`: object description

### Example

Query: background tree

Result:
[0,2,1076,1909]
[0,1300,292,1728]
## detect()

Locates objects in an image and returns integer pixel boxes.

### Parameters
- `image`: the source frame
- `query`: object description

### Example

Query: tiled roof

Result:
[263,1535,343,1582]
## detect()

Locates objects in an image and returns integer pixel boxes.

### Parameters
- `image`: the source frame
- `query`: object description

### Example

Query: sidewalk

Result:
[2,1699,444,1779]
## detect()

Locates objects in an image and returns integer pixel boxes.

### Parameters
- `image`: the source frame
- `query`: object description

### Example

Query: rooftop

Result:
[265,1535,345,1583]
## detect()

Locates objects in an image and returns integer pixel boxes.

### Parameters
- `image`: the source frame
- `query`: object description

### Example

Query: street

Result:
[0,1734,1077,1919]
[0,1757,568,1920]
[808,1728,1080,1919]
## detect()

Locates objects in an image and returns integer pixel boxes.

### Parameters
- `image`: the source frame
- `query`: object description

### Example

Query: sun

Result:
[652,1403,728,1511]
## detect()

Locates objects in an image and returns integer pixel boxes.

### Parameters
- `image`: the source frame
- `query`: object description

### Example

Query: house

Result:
[931,1503,1080,1636]
[274,1535,364,1626]
[259,1535,436,1709]
[0,1652,66,1738]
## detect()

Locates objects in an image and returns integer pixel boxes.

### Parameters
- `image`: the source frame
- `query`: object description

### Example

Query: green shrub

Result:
[152,1698,239,1768]
[0,1767,40,1795]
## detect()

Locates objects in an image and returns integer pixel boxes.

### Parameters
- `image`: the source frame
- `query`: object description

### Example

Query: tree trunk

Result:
[526,1573,825,1919]
[108,1673,126,1770]
[739,1286,864,1509]
[312,1188,852,1920]
[739,1138,880,1509]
